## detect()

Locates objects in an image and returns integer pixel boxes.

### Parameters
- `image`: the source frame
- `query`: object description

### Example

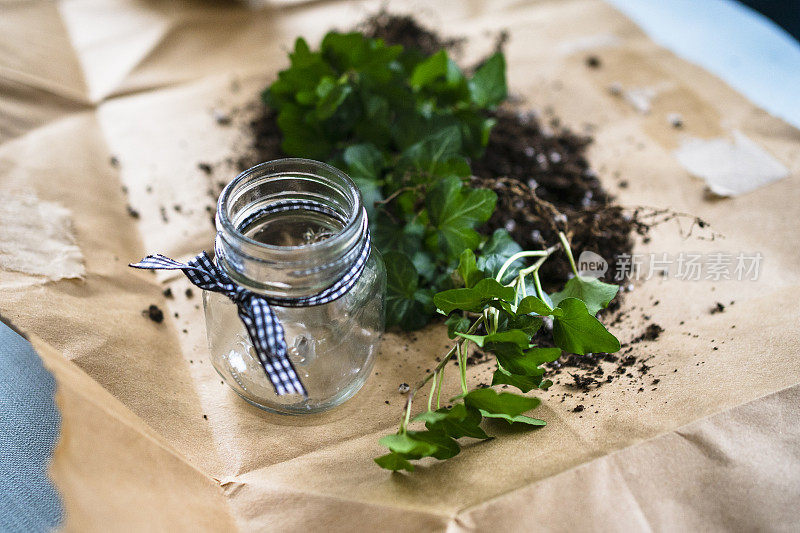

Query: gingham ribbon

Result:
[130,200,371,397]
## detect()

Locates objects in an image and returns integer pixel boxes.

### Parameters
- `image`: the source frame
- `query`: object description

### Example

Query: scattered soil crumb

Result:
[146,305,164,323]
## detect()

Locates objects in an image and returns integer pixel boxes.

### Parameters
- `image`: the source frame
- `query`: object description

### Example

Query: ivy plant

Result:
[264,31,508,329]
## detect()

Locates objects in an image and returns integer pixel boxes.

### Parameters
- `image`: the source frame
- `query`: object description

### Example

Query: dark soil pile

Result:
[471,110,647,287]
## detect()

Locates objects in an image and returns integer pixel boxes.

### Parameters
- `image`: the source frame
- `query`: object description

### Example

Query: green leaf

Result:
[457,329,531,349]
[550,276,619,316]
[320,32,368,71]
[343,143,383,181]
[468,52,507,107]
[525,347,563,365]
[492,367,544,393]
[516,296,555,316]
[434,278,515,314]
[456,249,484,288]
[414,404,490,439]
[552,298,621,355]
[378,433,438,459]
[489,344,559,376]
[445,314,471,338]
[315,76,352,120]
[400,127,465,177]
[276,105,332,159]
[480,411,546,426]
[384,251,434,330]
[476,229,523,283]
[425,177,497,260]
[406,430,461,460]
[374,452,415,472]
[462,388,540,417]
[410,50,448,89]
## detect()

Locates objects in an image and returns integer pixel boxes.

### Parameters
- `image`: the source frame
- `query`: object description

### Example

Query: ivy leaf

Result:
[400,127,469,179]
[457,329,531,349]
[445,314,471,338]
[378,433,438,459]
[374,452,415,472]
[492,366,544,393]
[434,278,515,314]
[462,387,544,427]
[425,177,497,260]
[275,104,331,159]
[373,216,424,258]
[315,76,352,120]
[462,388,540,417]
[468,52,507,107]
[384,251,434,330]
[481,412,546,426]
[489,344,560,376]
[343,143,383,181]
[410,50,448,89]
[550,276,619,317]
[456,249,484,288]
[414,404,490,439]
[477,229,523,283]
[320,32,369,71]
[406,430,461,460]
[516,295,556,316]
[525,347,563,365]
[552,298,621,355]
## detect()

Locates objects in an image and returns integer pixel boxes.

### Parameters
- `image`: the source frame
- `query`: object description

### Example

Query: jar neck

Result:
[215,159,366,298]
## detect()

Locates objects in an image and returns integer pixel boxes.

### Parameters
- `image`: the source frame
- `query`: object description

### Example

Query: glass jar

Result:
[204,159,385,414]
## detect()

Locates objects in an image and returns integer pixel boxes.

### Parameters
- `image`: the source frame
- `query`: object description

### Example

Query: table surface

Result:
[1,0,798,530]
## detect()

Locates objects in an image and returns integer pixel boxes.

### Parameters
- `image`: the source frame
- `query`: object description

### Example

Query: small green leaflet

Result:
[492,366,544,393]
[424,177,497,260]
[552,298,621,355]
[468,53,507,107]
[444,314,471,338]
[378,429,461,461]
[434,278,515,314]
[516,295,556,316]
[414,404,490,439]
[410,50,448,89]
[550,276,619,317]
[456,329,530,349]
[456,249,484,288]
[462,388,540,417]
[476,229,523,283]
[481,412,546,426]
[374,452,415,472]
[384,251,434,330]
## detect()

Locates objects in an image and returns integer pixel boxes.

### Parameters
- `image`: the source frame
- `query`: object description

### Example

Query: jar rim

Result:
[217,158,363,254]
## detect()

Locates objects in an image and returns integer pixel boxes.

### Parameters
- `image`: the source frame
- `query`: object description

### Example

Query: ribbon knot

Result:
[129,199,371,398]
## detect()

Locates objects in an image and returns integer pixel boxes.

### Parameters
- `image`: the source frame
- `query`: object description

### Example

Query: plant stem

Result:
[495,250,551,283]
[399,315,485,432]
[435,368,444,409]
[533,270,545,301]
[558,231,580,278]
[457,342,468,394]
[427,370,436,411]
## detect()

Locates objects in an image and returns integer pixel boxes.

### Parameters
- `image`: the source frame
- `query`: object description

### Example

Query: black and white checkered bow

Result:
[130,200,371,397]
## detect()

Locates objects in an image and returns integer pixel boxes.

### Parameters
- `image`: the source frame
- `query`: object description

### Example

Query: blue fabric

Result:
[0,324,63,532]
[607,0,800,130]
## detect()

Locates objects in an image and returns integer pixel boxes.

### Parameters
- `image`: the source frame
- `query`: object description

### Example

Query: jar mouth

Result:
[215,158,368,297]
[217,158,363,254]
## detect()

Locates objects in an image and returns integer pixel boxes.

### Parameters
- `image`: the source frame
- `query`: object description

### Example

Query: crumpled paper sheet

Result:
[1,0,799,531]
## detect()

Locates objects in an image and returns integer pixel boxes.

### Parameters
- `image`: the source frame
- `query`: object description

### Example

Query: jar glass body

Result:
[203,159,385,414]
